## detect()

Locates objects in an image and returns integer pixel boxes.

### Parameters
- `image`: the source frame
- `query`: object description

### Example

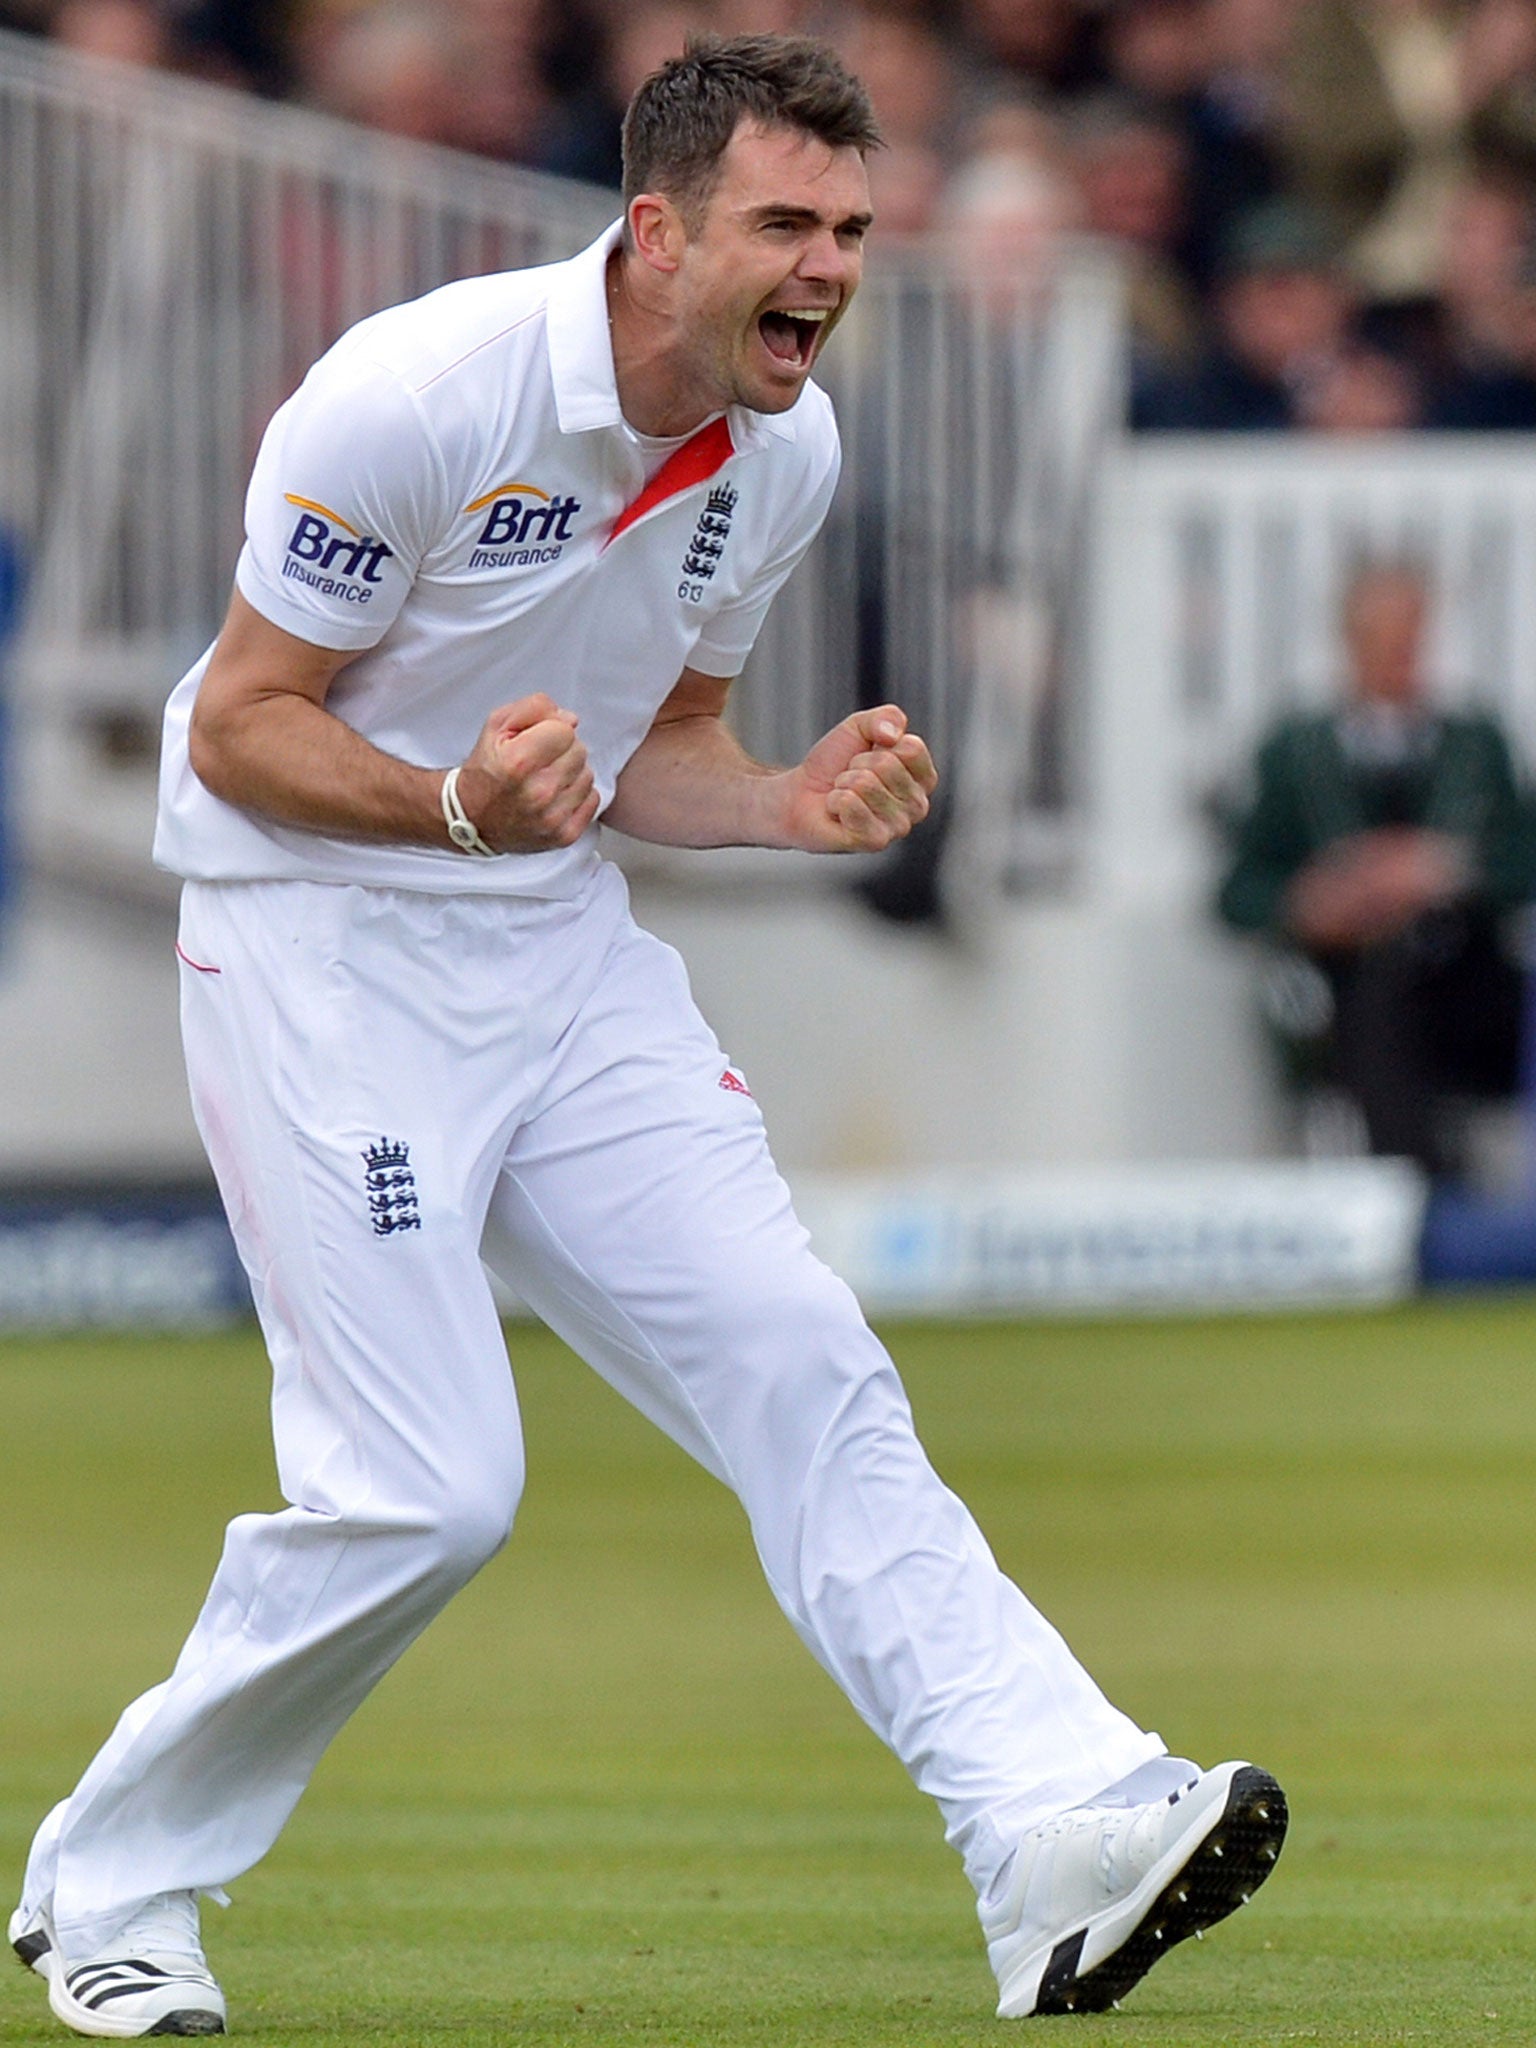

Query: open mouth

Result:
[758,307,830,368]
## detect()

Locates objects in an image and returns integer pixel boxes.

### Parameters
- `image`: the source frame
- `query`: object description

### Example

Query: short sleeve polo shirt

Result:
[154,222,843,896]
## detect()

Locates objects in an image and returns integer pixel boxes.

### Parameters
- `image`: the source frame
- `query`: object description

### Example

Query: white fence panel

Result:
[1090,436,1536,904]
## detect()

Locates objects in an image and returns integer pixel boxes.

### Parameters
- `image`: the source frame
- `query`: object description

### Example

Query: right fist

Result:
[458,693,600,853]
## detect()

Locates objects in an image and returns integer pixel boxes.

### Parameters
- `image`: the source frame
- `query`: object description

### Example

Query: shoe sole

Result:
[1030,1765,1288,2016]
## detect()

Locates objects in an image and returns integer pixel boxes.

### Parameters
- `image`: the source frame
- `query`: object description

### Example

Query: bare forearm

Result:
[609,678,937,855]
[604,712,796,848]
[191,691,450,846]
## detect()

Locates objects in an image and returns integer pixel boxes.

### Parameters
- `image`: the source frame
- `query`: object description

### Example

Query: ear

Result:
[627,193,688,274]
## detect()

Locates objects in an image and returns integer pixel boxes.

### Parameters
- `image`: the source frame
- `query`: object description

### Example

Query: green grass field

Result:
[3,1301,1535,2046]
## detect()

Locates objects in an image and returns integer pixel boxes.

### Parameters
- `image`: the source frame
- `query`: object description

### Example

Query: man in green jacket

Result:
[1218,559,1536,1177]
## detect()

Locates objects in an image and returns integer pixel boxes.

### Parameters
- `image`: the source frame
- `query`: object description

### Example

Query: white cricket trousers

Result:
[26,863,1161,1959]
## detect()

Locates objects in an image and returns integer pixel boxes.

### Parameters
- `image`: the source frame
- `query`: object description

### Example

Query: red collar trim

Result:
[606,415,735,549]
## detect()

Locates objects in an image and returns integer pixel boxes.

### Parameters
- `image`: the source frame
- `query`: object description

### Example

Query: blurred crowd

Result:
[10,0,1536,430]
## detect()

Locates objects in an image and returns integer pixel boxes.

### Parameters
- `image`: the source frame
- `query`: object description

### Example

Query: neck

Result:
[606,248,718,438]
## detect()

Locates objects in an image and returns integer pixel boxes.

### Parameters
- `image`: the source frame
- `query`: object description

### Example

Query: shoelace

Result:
[987,1783,1190,1932]
[1097,1792,1186,1889]
[1032,1793,1172,1890]
[115,1893,203,1962]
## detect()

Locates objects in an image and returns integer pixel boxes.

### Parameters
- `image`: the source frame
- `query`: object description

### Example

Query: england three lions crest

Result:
[678,483,737,600]
[362,1136,421,1236]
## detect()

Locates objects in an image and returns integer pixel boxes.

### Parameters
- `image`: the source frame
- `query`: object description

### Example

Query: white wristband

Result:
[440,766,498,858]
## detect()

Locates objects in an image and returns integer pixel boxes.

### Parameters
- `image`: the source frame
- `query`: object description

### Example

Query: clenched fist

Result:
[453,693,601,853]
[781,705,937,854]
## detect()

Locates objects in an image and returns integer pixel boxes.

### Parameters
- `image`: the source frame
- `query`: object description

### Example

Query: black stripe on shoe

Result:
[12,1928,50,1971]
[69,1960,178,2002]
[78,1973,194,2010]
[1034,1766,1289,2017]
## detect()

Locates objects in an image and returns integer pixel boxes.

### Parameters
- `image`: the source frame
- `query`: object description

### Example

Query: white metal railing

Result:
[1,29,610,694]
[0,28,1122,920]
[804,240,1123,922]
[1088,435,1536,903]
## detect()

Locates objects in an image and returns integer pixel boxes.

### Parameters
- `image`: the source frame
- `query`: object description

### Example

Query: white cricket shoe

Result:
[983,1760,1288,2018]
[11,1893,226,2037]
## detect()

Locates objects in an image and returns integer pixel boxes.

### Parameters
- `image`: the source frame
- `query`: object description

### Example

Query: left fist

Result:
[791,705,937,853]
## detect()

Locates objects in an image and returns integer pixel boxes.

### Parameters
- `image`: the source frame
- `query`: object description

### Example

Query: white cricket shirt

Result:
[155,221,842,895]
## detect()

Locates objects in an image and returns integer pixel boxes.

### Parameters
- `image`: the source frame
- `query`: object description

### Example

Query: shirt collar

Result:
[544,220,797,448]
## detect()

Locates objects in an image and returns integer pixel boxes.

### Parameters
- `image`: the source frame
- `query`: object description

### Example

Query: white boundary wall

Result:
[15,434,1536,1184]
[9,432,1536,1189]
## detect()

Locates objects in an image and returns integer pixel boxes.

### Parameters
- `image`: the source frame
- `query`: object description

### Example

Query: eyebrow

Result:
[741,202,875,234]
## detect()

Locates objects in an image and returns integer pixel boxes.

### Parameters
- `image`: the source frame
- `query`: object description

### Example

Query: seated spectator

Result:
[1216,558,1536,1178]
[302,2,470,148]
[1399,168,1536,425]
[536,0,706,186]
[835,8,958,154]
[1134,194,1424,424]
[961,0,1105,101]
[941,127,1082,286]
[451,0,561,165]
[1179,0,1295,288]
[1281,0,1536,300]
[51,0,169,66]
[1071,91,1205,370]
[866,136,949,237]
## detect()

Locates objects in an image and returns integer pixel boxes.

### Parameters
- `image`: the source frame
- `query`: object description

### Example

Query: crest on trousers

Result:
[680,483,737,582]
[362,1136,421,1236]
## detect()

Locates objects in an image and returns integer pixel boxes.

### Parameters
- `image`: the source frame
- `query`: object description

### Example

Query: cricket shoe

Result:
[10,1902,54,1979]
[14,1893,225,2037]
[983,1759,1287,2017]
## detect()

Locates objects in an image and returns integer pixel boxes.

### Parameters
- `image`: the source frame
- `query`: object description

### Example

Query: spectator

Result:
[452,0,558,164]
[1409,168,1536,423]
[865,135,950,234]
[1131,195,1423,425]
[1281,0,1536,300]
[961,0,1105,100]
[169,0,296,94]
[1114,0,1296,286]
[537,0,708,185]
[51,0,170,65]
[1102,0,1213,106]
[1071,91,1205,369]
[302,2,469,147]
[46,0,295,90]
[846,132,1082,928]
[942,127,1082,281]
[1217,558,1536,1177]
[836,8,958,151]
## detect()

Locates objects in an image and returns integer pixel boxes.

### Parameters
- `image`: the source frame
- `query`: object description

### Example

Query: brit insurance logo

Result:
[464,480,580,570]
[283,496,394,604]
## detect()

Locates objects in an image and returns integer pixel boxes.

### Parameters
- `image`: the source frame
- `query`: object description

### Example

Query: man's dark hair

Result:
[621,34,881,231]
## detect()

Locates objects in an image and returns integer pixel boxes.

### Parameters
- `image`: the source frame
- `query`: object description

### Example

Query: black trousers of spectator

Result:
[1317,909,1527,1178]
